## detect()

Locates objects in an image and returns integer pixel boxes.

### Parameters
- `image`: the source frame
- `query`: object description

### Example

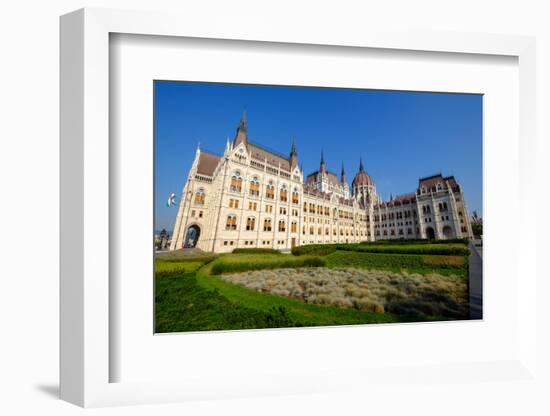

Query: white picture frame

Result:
[60,8,537,408]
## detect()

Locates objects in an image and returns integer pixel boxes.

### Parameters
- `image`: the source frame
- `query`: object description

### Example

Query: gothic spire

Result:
[359,156,365,173]
[239,110,247,133]
[290,138,297,157]
[233,110,248,148]
[341,162,347,184]
[290,138,298,169]
[320,149,326,174]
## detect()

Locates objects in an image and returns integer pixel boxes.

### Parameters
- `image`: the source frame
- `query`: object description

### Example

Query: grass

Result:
[155,271,300,332]
[292,242,470,256]
[155,239,473,332]
[223,267,469,320]
[325,251,468,277]
[209,253,325,275]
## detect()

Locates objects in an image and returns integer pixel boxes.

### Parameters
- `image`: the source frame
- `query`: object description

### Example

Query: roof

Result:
[418,174,460,192]
[374,193,417,209]
[306,170,341,187]
[352,171,373,186]
[248,142,291,172]
[196,151,221,176]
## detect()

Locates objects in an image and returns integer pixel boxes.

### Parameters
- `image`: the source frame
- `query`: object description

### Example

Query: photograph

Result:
[154,81,483,333]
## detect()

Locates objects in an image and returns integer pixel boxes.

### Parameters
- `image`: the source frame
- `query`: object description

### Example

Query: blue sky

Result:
[155,81,482,232]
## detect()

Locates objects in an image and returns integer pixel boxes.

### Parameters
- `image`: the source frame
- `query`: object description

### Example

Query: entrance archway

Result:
[425,226,435,240]
[442,225,453,239]
[183,224,200,248]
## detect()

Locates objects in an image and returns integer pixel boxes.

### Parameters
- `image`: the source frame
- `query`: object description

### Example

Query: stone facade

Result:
[169,114,473,253]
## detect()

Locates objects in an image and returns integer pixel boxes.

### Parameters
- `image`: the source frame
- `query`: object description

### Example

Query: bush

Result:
[291,244,338,256]
[211,256,326,275]
[335,244,470,256]
[359,238,469,246]
[232,248,281,254]
[293,242,470,256]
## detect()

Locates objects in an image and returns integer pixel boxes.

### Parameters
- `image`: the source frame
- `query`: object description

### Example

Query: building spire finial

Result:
[359,156,365,173]
[320,149,326,174]
[290,138,297,157]
[239,110,247,133]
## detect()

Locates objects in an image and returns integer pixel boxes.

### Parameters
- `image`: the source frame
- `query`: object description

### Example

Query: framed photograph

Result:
[60,8,537,407]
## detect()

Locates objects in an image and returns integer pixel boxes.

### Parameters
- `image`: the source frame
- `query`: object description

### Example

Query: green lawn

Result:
[325,251,468,277]
[155,242,471,333]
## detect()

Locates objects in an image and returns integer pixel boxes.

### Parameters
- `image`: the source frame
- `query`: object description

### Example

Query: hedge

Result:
[336,244,470,256]
[359,238,469,246]
[232,248,281,255]
[211,256,326,275]
[291,244,338,256]
[292,242,470,256]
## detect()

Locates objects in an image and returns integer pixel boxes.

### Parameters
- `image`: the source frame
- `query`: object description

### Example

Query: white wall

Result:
[0,1,548,415]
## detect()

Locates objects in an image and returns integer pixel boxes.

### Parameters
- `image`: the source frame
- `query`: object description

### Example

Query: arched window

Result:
[325,227,329,235]
[246,216,255,231]
[292,187,299,204]
[278,220,286,232]
[249,176,260,196]
[263,218,272,232]
[230,171,242,192]
[280,184,288,202]
[309,226,314,235]
[194,188,205,205]
[265,180,275,199]
[291,221,297,233]
[225,214,237,230]
[303,201,307,212]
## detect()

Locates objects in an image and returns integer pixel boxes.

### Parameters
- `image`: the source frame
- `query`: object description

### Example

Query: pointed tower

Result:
[233,111,248,148]
[290,139,298,170]
[341,162,347,184]
[320,149,326,175]
[352,155,377,206]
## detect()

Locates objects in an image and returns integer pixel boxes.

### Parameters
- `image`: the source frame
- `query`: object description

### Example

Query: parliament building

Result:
[170,114,474,253]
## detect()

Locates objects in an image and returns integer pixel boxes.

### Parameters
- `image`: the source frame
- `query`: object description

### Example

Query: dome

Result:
[352,171,373,187]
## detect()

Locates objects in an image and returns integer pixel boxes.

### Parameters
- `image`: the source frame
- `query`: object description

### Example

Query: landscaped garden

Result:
[155,240,471,333]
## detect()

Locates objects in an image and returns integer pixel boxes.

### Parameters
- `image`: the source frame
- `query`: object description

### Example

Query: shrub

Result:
[232,248,281,254]
[291,244,338,256]
[292,241,470,256]
[210,255,326,275]
[335,244,470,256]
[359,238,469,246]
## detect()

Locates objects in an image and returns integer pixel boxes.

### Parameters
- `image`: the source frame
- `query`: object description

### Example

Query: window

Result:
[265,180,275,199]
[230,171,242,192]
[225,215,237,230]
[229,198,239,208]
[194,188,205,205]
[248,202,257,211]
[278,220,286,232]
[199,211,203,218]
[263,218,272,232]
[245,216,255,231]
[291,222,297,233]
[279,207,287,215]
[280,185,288,202]
[309,226,314,235]
[265,204,273,213]
[292,188,299,204]
[249,177,260,196]
[325,227,329,235]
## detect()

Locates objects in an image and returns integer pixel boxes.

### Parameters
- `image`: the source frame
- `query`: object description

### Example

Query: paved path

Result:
[468,241,483,320]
